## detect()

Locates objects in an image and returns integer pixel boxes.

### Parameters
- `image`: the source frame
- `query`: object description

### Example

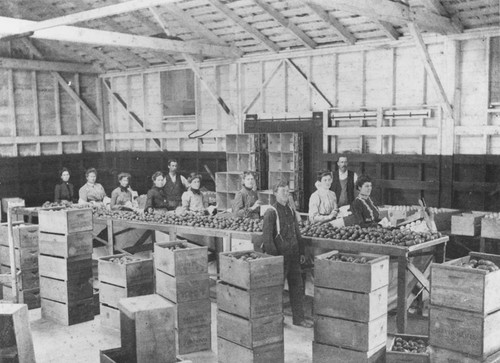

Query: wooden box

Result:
[154,241,208,277]
[451,213,487,236]
[99,281,154,308]
[0,224,38,248]
[312,341,385,363]
[430,252,500,315]
[433,209,461,232]
[481,218,500,239]
[177,324,211,354]
[315,251,389,293]
[39,254,92,281]
[38,208,93,234]
[39,231,92,258]
[173,299,211,328]
[118,294,176,363]
[100,348,193,363]
[155,270,209,303]
[0,266,39,290]
[314,285,387,322]
[218,337,284,363]
[429,305,500,358]
[99,254,154,287]
[41,297,94,325]
[217,281,282,319]
[314,314,387,352]
[219,251,284,290]
[40,276,93,304]
[0,304,35,363]
[100,303,120,330]
[432,346,500,363]
[217,310,283,349]
[386,334,429,363]
[0,245,39,270]
[1,198,24,214]
[1,286,41,310]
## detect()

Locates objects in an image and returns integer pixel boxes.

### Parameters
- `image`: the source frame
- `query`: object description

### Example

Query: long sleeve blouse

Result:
[308,189,338,223]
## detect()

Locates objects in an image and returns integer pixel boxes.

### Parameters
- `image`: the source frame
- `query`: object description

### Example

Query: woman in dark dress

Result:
[54,167,75,203]
[350,174,380,228]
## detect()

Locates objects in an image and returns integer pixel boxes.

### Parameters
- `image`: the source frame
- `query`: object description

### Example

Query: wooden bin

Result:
[40,276,92,304]
[100,303,120,330]
[312,341,385,363]
[100,348,193,363]
[432,346,500,363]
[315,251,389,293]
[451,213,487,236]
[430,252,500,315]
[177,324,211,354]
[41,297,94,325]
[218,337,284,363]
[0,266,39,290]
[38,208,93,234]
[174,299,211,328]
[2,286,41,310]
[429,305,500,358]
[39,254,92,282]
[155,270,209,303]
[0,223,38,248]
[386,334,430,363]
[217,281,282,319]
[98,254,154,288]
[217,310,283,349]
[0,245,39,270]
[154,241,208,277]
[0,304,35,363]
[481,218,500,239]
[39,231,92,258]
[99,281,154,308]
[219,251,284,290]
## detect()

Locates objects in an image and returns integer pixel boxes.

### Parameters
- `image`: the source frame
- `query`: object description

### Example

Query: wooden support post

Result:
[74,74,83,153]
[397,255,408,333]
[106,219,114,255]
[54,75,63,154]
[96,78,106,152]
[31,71,41,155]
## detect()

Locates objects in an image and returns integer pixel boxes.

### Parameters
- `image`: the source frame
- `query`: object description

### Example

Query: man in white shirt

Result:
[331,156,358,207]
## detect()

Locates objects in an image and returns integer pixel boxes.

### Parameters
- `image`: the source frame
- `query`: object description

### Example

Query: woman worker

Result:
[179,173,208,214]
[232,171,262,219]
[308,171,339,224]
[110,172,137,210]
[350,174,380,227]
[145,171,169,212]
[54,167,75,203]
[78,167,107,205]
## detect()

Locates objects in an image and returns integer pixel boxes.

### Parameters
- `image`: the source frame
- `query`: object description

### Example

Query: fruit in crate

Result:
[167,243,188,251]
[226,252,262,261]
[387,205,419,211]
[326,254,368,264]
[484,213,500,219]
[391,336,428,354]
[461,258,500,272]
[108,255,143,264]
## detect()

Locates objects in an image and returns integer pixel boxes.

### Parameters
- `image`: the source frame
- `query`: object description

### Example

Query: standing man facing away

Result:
[331,155,358,207]
[261,181,313,328]
[164,159,190,211]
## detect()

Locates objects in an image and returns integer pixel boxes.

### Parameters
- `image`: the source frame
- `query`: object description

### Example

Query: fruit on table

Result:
[392,336,428,354]
[108,255,143,264]
[485,213,500,219]
[326,254,368,264]
[462,258,500,272]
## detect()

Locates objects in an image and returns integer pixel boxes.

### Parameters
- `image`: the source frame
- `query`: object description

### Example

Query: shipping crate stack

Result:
[154,241,211,354]
[451,212,487,236]
[98,254,154,330]
[430,252,500,362]
[0,304,35,363]
[0,223,40,309]
[217,250,285,363]
[313,251,389,363]
[38,208,94,325]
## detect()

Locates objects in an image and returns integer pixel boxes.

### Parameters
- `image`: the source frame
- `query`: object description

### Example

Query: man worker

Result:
[261,181,313,328]
[164,159,190,210]
[331,155,358,207]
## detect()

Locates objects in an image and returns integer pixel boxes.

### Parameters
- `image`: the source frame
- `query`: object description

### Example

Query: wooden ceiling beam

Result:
[377,20,400,40]
[0,57,100,73]
[302,1,356,45]
[253,0,317,49]
[207,0,280,53]
[420,0,449,16]
[0,16,242,59]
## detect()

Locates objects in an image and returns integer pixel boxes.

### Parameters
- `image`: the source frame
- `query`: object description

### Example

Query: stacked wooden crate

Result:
[217,250,285,363]
[430,252,500,362]
[154,241,211,354]
[313,251,389,363]
[98,254,154,330]
[38,208,94,325]
[451,212,487,236]
[0,303,35,363]
[0,223,40,309]
[215,172,242,211]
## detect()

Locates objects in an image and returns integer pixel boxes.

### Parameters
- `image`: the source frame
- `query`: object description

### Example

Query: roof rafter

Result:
[377,20,400,40]
[253,0,317,49]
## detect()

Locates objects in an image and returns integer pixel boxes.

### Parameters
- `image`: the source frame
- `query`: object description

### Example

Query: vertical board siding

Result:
[13,70,35,137]
[365,49,393,108]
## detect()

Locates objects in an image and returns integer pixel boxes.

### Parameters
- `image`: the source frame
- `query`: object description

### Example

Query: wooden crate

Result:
[432,346,500,363]
[39,231,92,258]
[177,324,211,354]
[100,348,192,363]
[39,276,93,304]
[0,245,39,270]
[173,299,211,328]
[386,334,429,363]
[1,198,24,214]
[219,251,284,290]
[39,254,92,281]
[451,213,487,236]
[119,294,176,363]
[1,286,40,310]
[155,270,209,303]
[98,254,154,287]
[0,304,35,363]
[429,305,500,358]
[433,209,461,232]
[218,337,284,363]
[99,281,154,308]
[481,218,500,239]
[0,224,38,249]
[0,266,39,290]
[100,303,120,330]
[314,285,387,322]
[217,310,283,349]
[312,341,385,363]
[430,252,500,315]
[154,241,208,277]
[315,251,389,293]
[314,314,387,352]
[41,297,94,325]
[217,281,282,319]
[38,208,93,234]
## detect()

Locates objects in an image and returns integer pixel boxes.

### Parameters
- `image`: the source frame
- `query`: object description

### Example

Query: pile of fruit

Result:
[168,243,188,251]
[93,208,264,232]
[226,252,262,261]
[326,254,368,264]
[462,258,500,272]
[391,336,428,354]
[299,221,441,246]
[484,213,500,220]
[107,255,143,264]
[41,201,72,208]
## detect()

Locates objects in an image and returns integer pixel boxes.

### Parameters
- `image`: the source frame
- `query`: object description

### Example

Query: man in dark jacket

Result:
[331,155,358,207]
[164,159,189,210]
[261,181,312,328]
